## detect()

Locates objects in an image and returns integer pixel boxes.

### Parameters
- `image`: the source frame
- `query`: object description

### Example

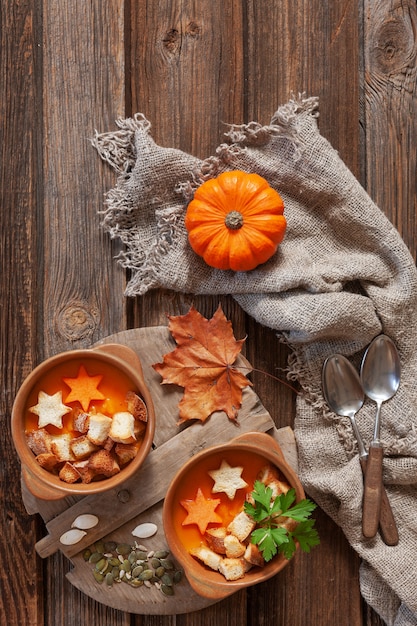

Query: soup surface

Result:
[23,356,147,483]
[172,450,276,552]
[24,357,137,436]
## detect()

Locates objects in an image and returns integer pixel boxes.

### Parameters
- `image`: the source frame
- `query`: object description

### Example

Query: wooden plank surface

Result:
[2,0,415,625]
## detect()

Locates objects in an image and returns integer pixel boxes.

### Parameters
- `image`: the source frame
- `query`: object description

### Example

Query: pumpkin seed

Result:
[116,543,131,556]
[128,552,137,565]
[173,570,183,584]
[128,579,143,587]
[155,566,165,578]
[93,571,104,583]
[138,569,153,581]
[132,565,143,578]
[154,550,169,559]
[161,573,173,587]
[160,558,174,570]
[105,572,114,587]
[71,514,99,530]
[83,549,92,561]
[104,541,117,552]
[149,557,161,569]
[161,584,174,596]
[94,540,105,554]
[59,528,87,546]
[131,522,158,539]
[120,559,131,573]
[89,552,103,564]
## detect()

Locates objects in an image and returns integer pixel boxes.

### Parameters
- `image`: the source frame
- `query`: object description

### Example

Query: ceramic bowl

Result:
[11,343,155,498]
[162,431,305,600]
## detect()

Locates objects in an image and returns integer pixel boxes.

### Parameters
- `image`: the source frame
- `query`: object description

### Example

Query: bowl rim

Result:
[162,431,304,599]
[11,347,155,495]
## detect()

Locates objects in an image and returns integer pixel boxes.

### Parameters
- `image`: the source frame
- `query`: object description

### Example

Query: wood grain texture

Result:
[2,0,413,623]
[0,2,43,625]
[363,0,417,258]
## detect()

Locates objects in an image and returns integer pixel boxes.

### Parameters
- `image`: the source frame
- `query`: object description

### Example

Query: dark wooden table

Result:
[3,1,416,624]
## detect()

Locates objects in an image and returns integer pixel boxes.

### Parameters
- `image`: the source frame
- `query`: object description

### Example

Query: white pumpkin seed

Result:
[131,522,158,539]
[71,514,99,530]
[60,528,87,545]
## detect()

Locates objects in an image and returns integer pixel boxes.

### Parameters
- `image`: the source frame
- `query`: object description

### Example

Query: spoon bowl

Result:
[322,354,366,459]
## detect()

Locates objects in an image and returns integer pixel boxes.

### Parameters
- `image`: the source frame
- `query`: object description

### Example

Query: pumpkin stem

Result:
[225,210,244,230]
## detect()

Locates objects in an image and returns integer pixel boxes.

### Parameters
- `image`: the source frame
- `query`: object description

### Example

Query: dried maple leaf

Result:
[153,305,252,423]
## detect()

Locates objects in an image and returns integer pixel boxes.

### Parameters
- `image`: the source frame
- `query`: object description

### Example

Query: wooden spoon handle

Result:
[362,443,383,538]
[359,456,398,545]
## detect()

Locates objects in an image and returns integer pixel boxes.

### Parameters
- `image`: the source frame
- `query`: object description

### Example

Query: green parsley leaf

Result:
[244,481,319,562]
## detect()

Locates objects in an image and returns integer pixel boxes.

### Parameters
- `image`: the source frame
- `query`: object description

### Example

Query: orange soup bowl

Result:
[11,344,155,498]
[162,431,305,601]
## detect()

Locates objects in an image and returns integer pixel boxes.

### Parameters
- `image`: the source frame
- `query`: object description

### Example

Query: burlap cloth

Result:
[92,96,417,625]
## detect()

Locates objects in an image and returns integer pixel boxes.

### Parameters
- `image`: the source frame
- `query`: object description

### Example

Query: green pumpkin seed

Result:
[89,552,103,564]
[120,559,131,573]
[138,569,153,581]
[160,558,175,570]
[173,570,183,584]
[95,558,109,574]
[161,572,173,586]
[132,565,143,578]
[83,549,92,561]
[149,558,161,569]
[128,578,144,587]
[104,541,117,552]
[136,551,148,560]
[161,584,174,596]
[93,571,104,583]
[116,543,131,555]
[155,566,165,578]
[154,550,169,559]
[105,572,114,587]
[94,540,105,554]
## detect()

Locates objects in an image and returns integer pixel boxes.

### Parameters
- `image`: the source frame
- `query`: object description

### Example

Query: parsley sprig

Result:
[243,481,320,561]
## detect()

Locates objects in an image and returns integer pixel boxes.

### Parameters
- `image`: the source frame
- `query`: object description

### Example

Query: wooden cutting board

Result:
[21,326,298,615]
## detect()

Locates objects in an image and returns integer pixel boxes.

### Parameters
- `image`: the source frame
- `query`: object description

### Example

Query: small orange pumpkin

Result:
[184,170,286,271]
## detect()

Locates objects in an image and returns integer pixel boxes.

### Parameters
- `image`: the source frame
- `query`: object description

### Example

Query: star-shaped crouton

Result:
[63,365,106,412]
[181,488,222,535]
[208,459,248,500]
[29,390,72,429]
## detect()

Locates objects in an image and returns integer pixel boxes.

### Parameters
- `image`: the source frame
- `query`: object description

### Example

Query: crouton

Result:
[257,464,290,498]
[134,420,146,440]
[205,527,227,554]
[102,436,115,451]
[35,452,59,471]
[126,391,147,422]
[227,511,256,542]
[218,558,246,581]
[189,545,223,572]
[59,462,81,484]
[70,435,99,460]
[26,428,52,455]
[73,409,90,434]
[114,442,137,465]
[86,413,112,446]
[73,460,95,484]
[109,411,136,444]
[88,449,120,477]
[208,460,248,500]
[224,534,246,558]
[244,543,265,568]
[50,433,75,462]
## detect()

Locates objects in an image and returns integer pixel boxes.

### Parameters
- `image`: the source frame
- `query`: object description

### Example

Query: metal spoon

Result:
[360,335,401,539]
[322,353,399,545]
[322,354,366,459]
